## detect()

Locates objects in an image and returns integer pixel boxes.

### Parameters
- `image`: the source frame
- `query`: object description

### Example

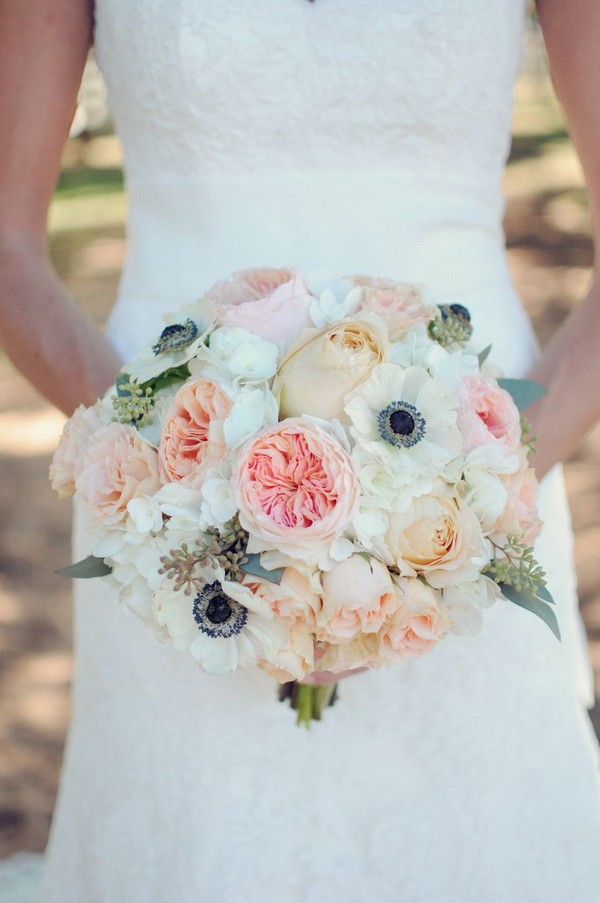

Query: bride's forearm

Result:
[526,278,600,479]
[0,234,120,416]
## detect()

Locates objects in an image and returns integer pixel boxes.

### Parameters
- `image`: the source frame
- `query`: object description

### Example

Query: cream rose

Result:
[317,555,396,643]
[276,315,389,421]
[385,489,488,588]
[233,418,359,561]
[158,377,232,487]
[76,422,162,526]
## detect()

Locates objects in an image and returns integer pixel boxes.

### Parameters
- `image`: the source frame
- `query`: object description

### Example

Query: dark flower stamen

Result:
[193,581,248,639]
[152,319,199,356]
[378,401,426,449]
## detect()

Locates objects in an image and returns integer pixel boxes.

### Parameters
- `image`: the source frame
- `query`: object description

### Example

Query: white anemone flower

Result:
[126,298,216,385]
[305,268,364,327]
[345,363,463,482]
[152,571,287,675]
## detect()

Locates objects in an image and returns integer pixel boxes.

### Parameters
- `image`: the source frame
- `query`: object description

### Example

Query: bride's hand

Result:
[300,667,367,685]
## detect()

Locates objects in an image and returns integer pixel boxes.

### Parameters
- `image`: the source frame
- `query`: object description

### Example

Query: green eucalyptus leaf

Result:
[500,582,561,640]
[141,364,190,394]
[497,378,547,412]
[242,554,285,585]
[478,345,492,367]
[56,555,113,579]
[535,583,555,605]
[116,372,133,397]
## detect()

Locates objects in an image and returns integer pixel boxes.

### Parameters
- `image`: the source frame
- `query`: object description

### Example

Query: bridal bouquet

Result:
[51,267,557,726]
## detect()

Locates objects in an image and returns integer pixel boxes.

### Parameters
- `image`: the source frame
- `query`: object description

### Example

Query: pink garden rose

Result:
[50,403,103,498]
[210,267,314,349]
[493,456,542,544]
[317,555,396,643]
[350,275,438,339]
[379,578,447,660]
[234,418,359,560]
[458,374,521,454]
[76,422,161,526]
[158,378,232,487]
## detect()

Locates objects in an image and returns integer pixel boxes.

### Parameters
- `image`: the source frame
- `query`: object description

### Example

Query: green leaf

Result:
[478,344,492,367]
[242,554,284,585]
[500,582,561,640]
[535,583,555,605]
[116,372,133,397]
[141,364,190,394]
[497,378,547,412]
[56,555,113,579]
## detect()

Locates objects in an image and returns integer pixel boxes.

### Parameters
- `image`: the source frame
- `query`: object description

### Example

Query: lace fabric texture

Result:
[94,0,524,180]
[37,2,600,901]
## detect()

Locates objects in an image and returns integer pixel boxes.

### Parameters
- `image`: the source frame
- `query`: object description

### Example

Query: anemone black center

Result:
[160,323,186,341]
[449,303,471,322]
[389,409,415,436]
[205,594,233,624]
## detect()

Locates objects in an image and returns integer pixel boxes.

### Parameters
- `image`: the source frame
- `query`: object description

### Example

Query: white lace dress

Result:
[38,1,600,901]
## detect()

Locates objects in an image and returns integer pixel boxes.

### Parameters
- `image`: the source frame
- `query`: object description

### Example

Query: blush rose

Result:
[76,422,162,526]
[233,418,359,560]
[158,377,232,487]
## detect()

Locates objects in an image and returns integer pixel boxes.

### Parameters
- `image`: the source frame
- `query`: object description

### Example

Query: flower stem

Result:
[278,681,339,728]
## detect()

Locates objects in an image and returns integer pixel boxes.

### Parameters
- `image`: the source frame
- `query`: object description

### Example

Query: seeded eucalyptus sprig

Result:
[520,414,538,457]
[158,519,250,594]
[111,378,155,426]
[428,303,473,349]
[484,534,548,597]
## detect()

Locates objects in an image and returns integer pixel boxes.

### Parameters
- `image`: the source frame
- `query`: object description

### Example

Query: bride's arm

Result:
[0,0,120,417]
[528,1,600,478]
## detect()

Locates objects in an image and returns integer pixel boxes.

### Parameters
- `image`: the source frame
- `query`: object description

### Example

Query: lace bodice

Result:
[95,0,526,182]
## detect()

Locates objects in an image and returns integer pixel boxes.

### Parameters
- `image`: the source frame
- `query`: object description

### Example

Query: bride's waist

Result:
[120,168,508,291]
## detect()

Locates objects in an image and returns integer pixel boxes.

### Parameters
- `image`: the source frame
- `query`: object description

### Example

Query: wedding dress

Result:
[38,1,600,901]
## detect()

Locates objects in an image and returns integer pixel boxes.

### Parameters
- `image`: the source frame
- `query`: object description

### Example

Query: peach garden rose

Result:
[351,275,439,339]
[76,422,162,526]
[158,377,232,487]
[233,418,360,560]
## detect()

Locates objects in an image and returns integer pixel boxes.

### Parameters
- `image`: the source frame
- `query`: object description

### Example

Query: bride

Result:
[2,1,600,900]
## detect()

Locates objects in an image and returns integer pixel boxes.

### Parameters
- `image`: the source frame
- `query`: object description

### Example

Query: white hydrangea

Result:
[389,323,479,387]
[190,327,279,385]
[223,386,279,449]
[305,268,364,326]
